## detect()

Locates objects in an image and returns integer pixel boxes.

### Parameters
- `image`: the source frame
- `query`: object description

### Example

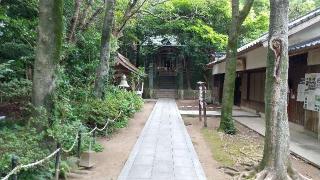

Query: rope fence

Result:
[1,111,124,180]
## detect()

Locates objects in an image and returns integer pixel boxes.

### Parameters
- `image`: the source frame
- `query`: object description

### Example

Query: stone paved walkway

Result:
[118,98,206,180]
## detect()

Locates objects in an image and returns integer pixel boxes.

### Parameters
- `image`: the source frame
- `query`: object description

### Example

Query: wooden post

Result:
[199,100,202,122]
[55,143,61,180]
[199,84,203,122]
[93,128,96,145]
[203,85,207,127]
[105,124,108,137]
[318,112,320,141]
[77,130,82,159]
[11,155,18,180]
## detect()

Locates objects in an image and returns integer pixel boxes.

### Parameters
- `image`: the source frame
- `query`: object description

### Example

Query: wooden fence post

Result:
[203,85,207,127]
[11,155,18,180]
[55,143,61,180]
[77,130,81,159]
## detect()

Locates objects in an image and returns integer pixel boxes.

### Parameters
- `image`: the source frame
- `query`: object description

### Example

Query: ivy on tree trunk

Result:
[32,0,63,110]
[94,0,116,99]
[219,0,254,134]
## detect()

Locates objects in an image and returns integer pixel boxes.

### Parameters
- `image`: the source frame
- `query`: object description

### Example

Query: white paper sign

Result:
[304,73,320,112]
[297,78,305,102]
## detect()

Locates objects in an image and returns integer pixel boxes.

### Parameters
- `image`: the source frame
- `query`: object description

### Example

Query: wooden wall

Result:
[212,74,224,104]
[211,54,319,136]
[240,69,266,113]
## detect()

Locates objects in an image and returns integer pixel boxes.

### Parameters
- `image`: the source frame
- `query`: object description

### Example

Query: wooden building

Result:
[207,8,320,139]
[145,36,213,99]
[114,53,139,84]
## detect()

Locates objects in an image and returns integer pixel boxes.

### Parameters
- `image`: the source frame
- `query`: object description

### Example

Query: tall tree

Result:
[94,0,116,98]
[255,0,306,179]
[32,0,64,109]
[219,0,254,134]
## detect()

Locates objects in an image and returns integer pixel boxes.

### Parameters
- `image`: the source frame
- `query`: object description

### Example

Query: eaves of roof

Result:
[289,36,320,55]
[116,53,139,73]
[206,8,320,68]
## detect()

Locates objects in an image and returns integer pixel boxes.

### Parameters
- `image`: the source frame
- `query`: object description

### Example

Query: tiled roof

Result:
[289,36,320,52]
[207,8,320,67]
[116,53,139,73]
[238,8,320,54]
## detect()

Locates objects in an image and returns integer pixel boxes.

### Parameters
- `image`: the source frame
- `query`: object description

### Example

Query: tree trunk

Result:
[256,0,295,179]
[93,0,116,99]
[32,0,63,109]
[67,0,82,43]
[219,0,254,134]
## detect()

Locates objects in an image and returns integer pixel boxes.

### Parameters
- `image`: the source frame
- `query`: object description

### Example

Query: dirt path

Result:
[182,115,320,180]
[71,101,155,180]
[183,116,231,180]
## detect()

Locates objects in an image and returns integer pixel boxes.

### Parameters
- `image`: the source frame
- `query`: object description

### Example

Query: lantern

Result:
[118,74,130,88]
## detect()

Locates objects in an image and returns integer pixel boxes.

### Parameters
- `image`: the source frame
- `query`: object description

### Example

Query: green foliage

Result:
[1,0,319,178]
[0,124,50,177]
[77,86,143,127]
[130,67,146,91]
[0,60,13,79]
[219,115,236,135]
[0,78,32,102]
[289,0,318,20]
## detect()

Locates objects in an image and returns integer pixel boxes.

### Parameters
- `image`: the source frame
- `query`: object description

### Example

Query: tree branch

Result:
[67,0,83,43]
[114,0,148,38]
[80,7,104,32]
[238,0,254,25]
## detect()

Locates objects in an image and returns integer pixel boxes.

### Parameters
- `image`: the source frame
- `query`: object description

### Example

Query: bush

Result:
[0,71,144,179]
[76,86,143,128]
[0,78,32,102]
[0,125,50,178]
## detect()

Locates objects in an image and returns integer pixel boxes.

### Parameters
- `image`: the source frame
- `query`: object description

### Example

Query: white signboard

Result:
[304,73,320,112]
[297,78,305,102]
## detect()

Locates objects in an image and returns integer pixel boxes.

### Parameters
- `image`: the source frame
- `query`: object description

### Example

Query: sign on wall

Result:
[297,78,305,102]
[303,73,320,112]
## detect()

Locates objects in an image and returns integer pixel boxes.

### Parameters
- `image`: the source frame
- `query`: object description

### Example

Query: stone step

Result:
[154,89,177,98]
[66,168,91,179]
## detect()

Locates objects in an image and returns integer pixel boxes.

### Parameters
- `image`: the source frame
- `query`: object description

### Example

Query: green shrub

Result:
[0,78,32,102]
[0,125,50,177]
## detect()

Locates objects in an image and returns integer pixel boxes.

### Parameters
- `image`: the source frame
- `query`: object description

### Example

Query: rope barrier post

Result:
[105,125,108,137]
[77,130,81,159]
[105,121,108,137]
[93,124,96,145]
[54,143,61,180]
[198,82,203,122]
[11,155,18,180]
[92,130,96,144]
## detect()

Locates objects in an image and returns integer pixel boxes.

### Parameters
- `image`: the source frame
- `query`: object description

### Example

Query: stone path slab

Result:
[118,98,206,180]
